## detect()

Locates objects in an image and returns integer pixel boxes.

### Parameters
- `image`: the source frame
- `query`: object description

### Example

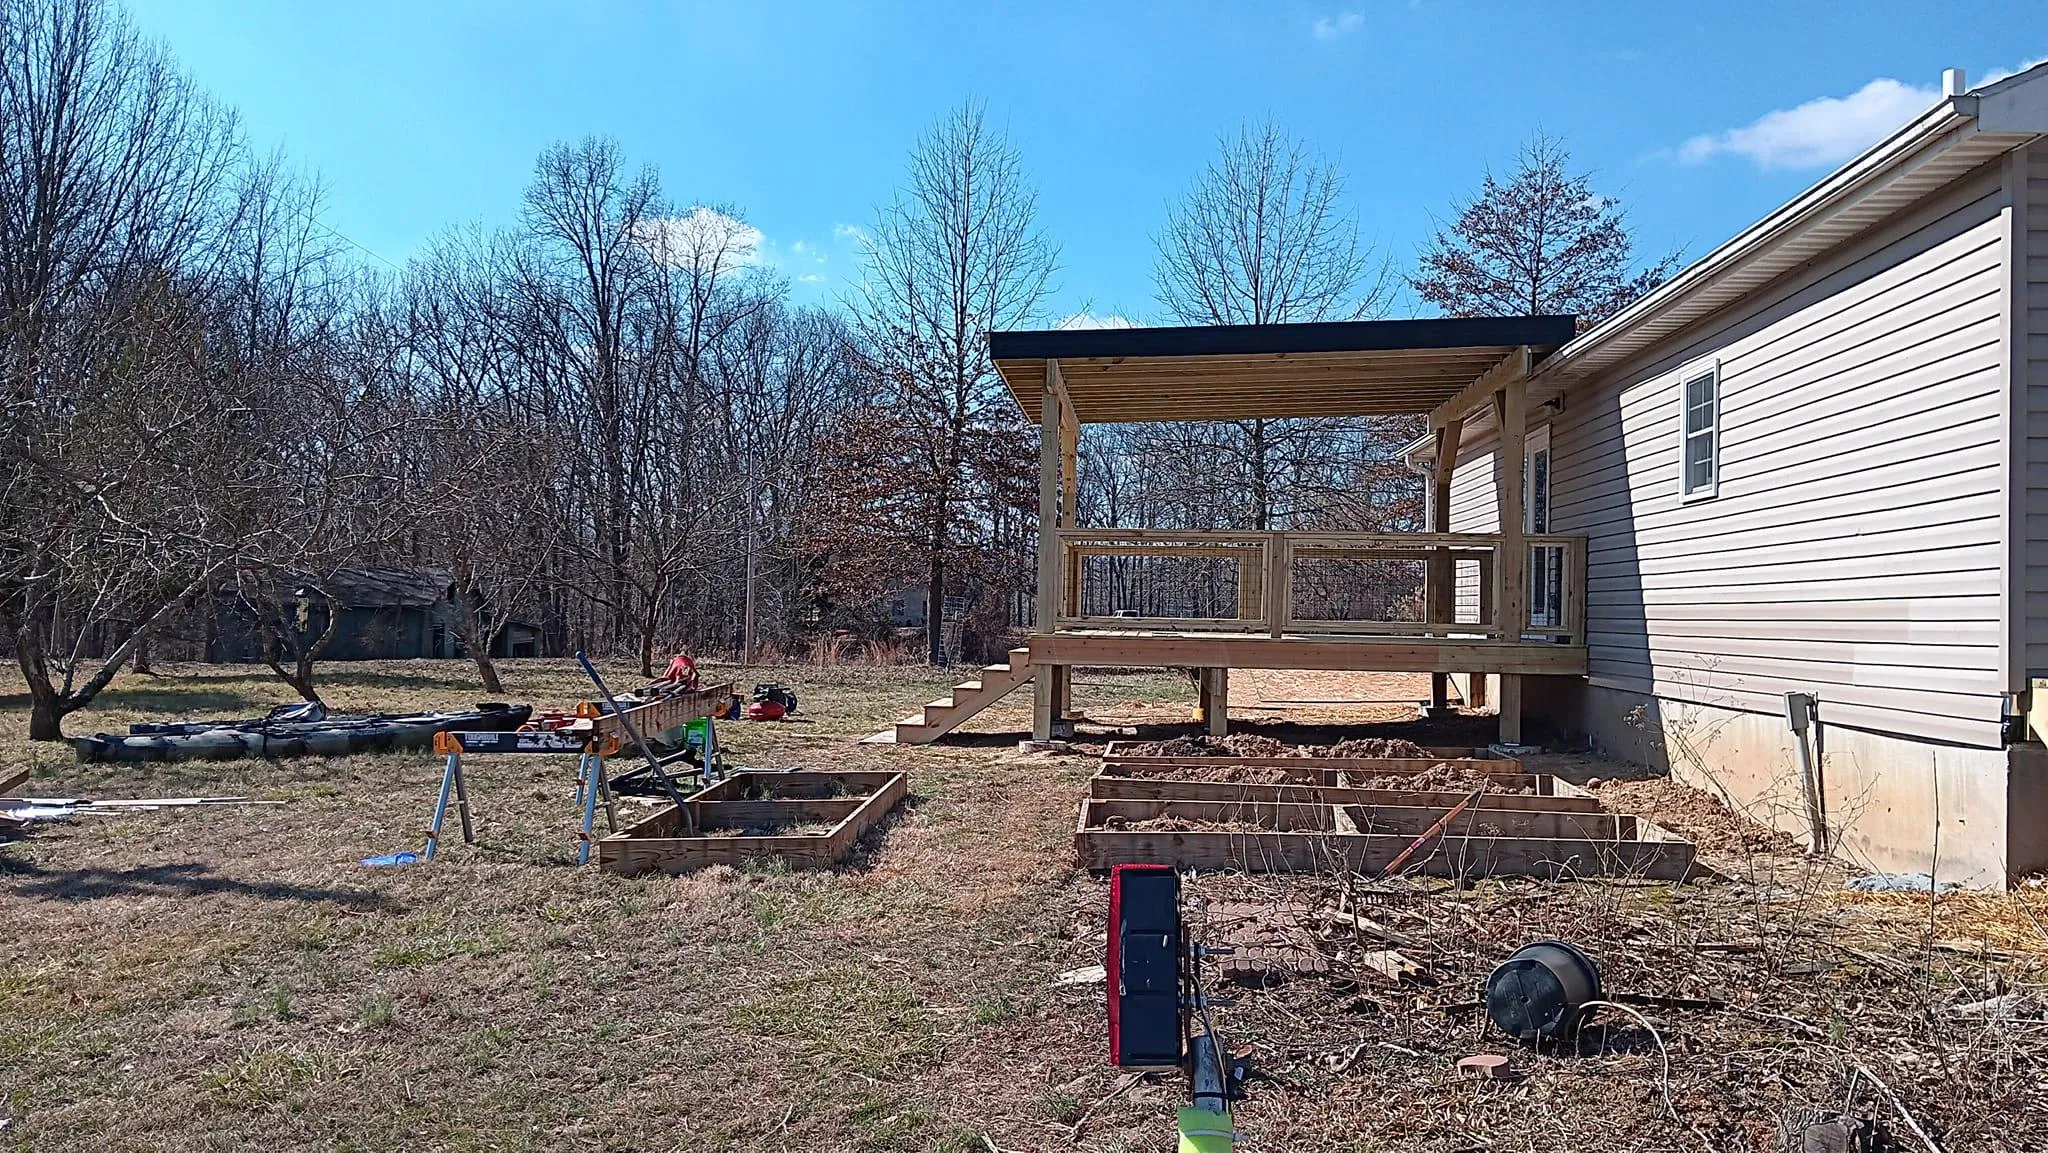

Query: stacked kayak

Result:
[73,702,533,763]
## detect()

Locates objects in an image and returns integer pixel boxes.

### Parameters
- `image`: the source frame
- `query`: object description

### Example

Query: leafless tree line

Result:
[1,0,1676,739]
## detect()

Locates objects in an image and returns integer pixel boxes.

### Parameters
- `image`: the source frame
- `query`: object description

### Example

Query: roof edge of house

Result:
[1535,61,2048,388]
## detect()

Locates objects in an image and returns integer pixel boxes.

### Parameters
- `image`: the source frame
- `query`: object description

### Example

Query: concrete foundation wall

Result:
[1535,677,2042,888]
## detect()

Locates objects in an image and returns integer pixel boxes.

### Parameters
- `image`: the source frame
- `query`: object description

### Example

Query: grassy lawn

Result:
[4,659,2047,1151]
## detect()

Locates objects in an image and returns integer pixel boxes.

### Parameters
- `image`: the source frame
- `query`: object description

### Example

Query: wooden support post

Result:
[1498,673,1524,746]
[1427,416,1463,713]
[1264,533,1289,637]
[1493,377,1527,643]
[1034,360,1064,740]
[1198,668,1229,737]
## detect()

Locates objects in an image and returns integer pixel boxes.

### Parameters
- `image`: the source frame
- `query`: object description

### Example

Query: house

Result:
[1408,64,2048,886]
[884,64,2048,888]
[209,567,543,662]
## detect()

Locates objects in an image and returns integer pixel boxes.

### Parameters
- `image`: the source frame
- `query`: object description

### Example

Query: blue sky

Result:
[131,0,2045,323]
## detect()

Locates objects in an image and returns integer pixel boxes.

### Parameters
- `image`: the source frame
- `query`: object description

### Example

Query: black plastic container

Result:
[1484,940,1603,1043]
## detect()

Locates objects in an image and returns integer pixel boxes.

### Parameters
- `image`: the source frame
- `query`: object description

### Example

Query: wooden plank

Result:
[593,682,734,742]
[1099,755,1523,774]
[1086,776,1596,811]
[0,767,29,796]
[1427,346,1530,432]
[597,772,908,876]
[1073,826,1695,880]
[1028,633,1585,674]
[1085,798,1625,839]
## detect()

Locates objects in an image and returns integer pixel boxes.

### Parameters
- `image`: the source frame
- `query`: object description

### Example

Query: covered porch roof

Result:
[991,314,1575,424]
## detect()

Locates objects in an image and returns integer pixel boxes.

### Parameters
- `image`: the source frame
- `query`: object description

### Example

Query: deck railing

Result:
[1048,529,1586,643]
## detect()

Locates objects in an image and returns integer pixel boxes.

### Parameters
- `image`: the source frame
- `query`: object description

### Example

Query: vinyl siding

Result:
[1446,433,1500,623]
[2022,140,2048,674]
[1525,168,2009,747]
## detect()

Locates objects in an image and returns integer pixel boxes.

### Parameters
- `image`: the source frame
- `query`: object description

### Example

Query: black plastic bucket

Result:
[1484,940,1602,1043]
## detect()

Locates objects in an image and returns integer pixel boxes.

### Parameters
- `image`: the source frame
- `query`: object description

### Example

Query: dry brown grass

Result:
[3,660,2046,1151]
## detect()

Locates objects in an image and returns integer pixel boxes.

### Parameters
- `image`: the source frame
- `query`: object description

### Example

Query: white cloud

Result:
[1675,54,2048,171]
[833,222,869,244]
[797,272,826,284]
[634,206,763,272]
[1057,312,1137,330]
[1677,79,1933,170]
[1311,11,1363,40]
[1981,54,2048,87]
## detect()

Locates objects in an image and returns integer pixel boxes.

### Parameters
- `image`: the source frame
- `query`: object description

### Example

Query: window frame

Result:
[1676,357,1721,504]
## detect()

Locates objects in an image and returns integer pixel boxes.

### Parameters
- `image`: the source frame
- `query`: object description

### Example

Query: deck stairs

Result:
[881,647,1035,744]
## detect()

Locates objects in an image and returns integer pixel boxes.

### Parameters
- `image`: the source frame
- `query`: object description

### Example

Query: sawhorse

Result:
[428,727,628,864]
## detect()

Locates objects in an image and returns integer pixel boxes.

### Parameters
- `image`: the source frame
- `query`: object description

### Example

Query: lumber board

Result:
[1083,798,1628,840]
[1026,633,1586,674]
[0,767,28,796]
[1073,825,1695,880]
[1086,775,1603,813]
[596,771,907,876]
[593,682,734,742]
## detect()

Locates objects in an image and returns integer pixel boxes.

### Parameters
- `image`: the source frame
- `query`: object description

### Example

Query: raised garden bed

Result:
[1077,756,1694,880]
[597,770,906,876]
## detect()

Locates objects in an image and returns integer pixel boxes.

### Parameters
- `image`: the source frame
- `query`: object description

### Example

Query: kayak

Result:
[72,702,533,763]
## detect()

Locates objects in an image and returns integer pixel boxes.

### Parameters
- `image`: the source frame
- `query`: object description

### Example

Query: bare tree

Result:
[1412,133,1682,327]
[839,102,1057,664]
[1148,118,1408,537]
[1155,118,1391,327]
[0,0,245,739]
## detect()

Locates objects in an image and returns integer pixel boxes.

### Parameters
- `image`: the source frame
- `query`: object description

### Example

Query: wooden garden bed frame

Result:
[597,770,906,876]
[1075,756,1695,881]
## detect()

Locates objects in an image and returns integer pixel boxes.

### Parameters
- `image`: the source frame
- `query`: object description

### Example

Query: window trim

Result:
[1676,357,1721,504]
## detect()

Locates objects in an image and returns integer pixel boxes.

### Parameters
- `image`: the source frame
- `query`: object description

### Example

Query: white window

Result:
[1678,360,1719,502]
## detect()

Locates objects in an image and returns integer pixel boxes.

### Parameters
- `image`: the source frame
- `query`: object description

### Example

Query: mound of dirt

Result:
[1346,762,1532,795]
[1102,814,1266,833]
[1318,737,1432,759]
[1129,734,1291,758]
[1588,777,1801,855]
[1143,764,1304,784]
[1124,735,1433,759]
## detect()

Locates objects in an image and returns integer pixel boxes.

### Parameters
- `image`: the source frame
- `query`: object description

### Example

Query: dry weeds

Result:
[3,660,2045,1152]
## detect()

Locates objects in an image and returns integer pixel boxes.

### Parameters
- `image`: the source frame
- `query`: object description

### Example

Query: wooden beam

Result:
[1427,415,1463,711]
[1427,346,1531,432]
[1028,633,1586,674]
[1494,373,1528,639]
[1034,360,1063,740]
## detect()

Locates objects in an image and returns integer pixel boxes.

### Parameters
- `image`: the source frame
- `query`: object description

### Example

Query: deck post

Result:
[1034,359,1065,740]
[1493,365,1528,746]
[1426,416,1463,714]
[1198,668,1229,736]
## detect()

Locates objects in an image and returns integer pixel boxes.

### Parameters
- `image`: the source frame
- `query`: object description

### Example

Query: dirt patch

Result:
[1100,814,1266,833]
[1589,776,1803,856]
[1134,763,1303,784]
[1124,734,1433,759]
[1346,762,1533,794]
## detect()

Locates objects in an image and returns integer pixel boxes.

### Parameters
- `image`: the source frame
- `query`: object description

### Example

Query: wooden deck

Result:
[1028,631,1585,675]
